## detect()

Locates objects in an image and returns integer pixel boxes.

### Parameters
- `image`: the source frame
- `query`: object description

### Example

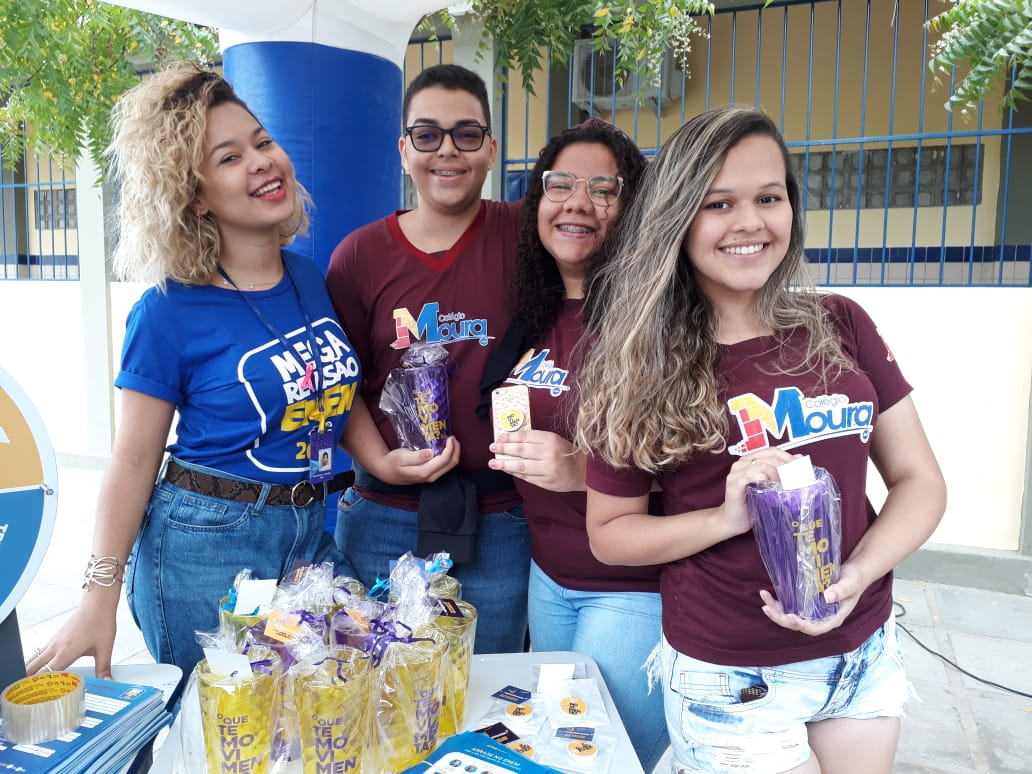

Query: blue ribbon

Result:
[367,576,391,600]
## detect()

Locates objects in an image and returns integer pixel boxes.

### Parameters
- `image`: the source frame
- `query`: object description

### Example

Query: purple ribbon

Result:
[312,656,356,684]
[363,617,434,667]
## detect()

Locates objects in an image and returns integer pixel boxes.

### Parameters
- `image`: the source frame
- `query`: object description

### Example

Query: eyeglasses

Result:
[542,171,624,207]
[404,123,491,152]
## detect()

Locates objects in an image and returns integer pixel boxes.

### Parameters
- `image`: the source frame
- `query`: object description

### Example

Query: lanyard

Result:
[217,257,329,430]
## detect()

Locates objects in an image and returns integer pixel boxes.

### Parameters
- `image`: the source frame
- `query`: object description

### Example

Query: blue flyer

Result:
[400,731,563,774]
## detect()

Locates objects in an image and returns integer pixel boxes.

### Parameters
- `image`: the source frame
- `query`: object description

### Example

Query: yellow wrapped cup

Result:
[367,622,448,774]
[432,598,478,738]
[290,648,371,774]
[196,647,281,774]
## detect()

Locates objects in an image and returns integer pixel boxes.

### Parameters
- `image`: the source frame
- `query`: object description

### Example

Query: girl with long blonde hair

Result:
[578,105,945,774]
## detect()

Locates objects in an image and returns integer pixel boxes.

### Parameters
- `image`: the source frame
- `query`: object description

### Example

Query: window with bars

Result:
[34,187,78,230]
[790,144,983,211]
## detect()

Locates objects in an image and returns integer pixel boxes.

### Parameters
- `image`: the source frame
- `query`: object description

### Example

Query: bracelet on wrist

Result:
[82,555,124,591]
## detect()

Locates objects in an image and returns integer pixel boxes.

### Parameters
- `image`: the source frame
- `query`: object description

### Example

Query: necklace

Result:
[221,277,279,290]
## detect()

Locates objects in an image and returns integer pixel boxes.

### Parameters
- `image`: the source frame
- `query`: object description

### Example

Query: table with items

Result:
[147,553,643,774]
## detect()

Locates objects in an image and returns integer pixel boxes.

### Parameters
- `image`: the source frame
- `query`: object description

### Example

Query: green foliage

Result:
[0,0,217,171]
[429,1,715,94]
[927,0,1032,114]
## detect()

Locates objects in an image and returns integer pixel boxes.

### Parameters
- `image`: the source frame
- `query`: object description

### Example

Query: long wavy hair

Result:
[512,121,647,345]
[107,62,311,287]
[576,105,850,472]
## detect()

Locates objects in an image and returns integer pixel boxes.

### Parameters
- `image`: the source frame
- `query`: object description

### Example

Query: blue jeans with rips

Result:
[125,457,343,677]
[334,487,530,655]
[528,560,669,772]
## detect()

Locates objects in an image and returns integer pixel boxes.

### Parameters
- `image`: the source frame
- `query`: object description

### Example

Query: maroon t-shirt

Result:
[586,294,911,666]
[507,299,661,593]
[326,200,522,513]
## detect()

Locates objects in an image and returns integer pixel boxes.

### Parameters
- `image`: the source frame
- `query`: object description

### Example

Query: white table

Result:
[463,651,644,773]
[151,651,643,773]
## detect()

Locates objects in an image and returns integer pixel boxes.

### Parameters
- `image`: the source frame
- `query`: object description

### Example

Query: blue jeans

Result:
[335,488,530,654]
[126,458,342,677]
[660,617,909,773]
[527,560,668,773]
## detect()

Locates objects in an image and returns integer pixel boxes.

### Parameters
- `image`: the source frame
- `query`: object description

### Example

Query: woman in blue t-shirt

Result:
[26,63,361,679]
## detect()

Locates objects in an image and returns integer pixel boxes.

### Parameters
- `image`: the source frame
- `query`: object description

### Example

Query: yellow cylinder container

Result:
[196,647,281,774]
[431,599,478,738]
[289,647,371,774]
[368,626,448,774]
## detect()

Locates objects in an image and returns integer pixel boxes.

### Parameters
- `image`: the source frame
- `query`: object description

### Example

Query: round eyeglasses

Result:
[542,171,624,207]
[405,123,491,152]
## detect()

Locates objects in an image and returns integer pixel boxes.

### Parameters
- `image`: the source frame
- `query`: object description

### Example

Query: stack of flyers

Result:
[0,675,171,773]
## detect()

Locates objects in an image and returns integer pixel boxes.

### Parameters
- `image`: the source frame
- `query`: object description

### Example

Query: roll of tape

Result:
[1,672,86,744]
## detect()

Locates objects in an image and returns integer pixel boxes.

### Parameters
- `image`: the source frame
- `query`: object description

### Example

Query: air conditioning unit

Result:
[571,38,682,113]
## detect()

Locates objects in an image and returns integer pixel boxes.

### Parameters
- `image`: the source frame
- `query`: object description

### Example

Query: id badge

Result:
[308,421,334,483]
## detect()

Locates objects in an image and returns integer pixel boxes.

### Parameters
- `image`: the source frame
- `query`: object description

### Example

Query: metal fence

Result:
[490,0,1032,287]
[3,0,1029,286]
[0,139,79,280]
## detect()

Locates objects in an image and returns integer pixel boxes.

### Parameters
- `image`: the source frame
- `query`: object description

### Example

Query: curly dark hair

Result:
[512,121,647,345]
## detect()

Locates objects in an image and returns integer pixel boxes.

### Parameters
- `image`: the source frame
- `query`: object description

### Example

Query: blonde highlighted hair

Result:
[106,61,310,287]
[575,105,850,472]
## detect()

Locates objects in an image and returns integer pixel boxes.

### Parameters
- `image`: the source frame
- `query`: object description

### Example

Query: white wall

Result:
[1,282,1028,552]
[838,287,1032,551]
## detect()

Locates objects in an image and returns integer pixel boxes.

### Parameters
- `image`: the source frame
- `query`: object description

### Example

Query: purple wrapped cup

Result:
[379,343,452,455]
[402,364,450,455]
[746,466,842,621]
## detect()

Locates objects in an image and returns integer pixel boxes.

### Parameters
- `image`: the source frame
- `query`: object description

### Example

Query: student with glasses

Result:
[481,120,669,771]
[325,64,529,655]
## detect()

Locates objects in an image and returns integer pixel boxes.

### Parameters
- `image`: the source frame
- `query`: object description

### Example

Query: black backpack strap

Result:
[477,318,534,418]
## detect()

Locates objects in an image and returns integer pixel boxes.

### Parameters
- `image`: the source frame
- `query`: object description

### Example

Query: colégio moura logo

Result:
[390,302,490,349]
[727,387,874,455]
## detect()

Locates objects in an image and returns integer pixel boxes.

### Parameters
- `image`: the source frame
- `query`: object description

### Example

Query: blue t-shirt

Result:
[116,251,361,484]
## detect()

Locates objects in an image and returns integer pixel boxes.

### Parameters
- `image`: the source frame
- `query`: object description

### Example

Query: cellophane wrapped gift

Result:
[746,465,843,621]
[384,552,475,740]
[187,645,283,774]
[432,597,477,738]
[379,342,451,455]
[285,646,371,774]
[365,615,448,774]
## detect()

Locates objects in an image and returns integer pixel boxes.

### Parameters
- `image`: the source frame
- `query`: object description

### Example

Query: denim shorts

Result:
[335,488,530,654]
[661,617,910,773]
[125,457,343,677]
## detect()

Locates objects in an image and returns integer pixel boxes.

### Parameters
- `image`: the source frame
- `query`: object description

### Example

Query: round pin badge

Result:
[505,702,534,719]
[507,740,535,758]
[559,695,588,717]
[567,740,599,760]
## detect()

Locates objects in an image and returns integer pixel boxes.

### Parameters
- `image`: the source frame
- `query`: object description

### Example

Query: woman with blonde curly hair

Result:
[26,62,361,680]
[578,105,945,773]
